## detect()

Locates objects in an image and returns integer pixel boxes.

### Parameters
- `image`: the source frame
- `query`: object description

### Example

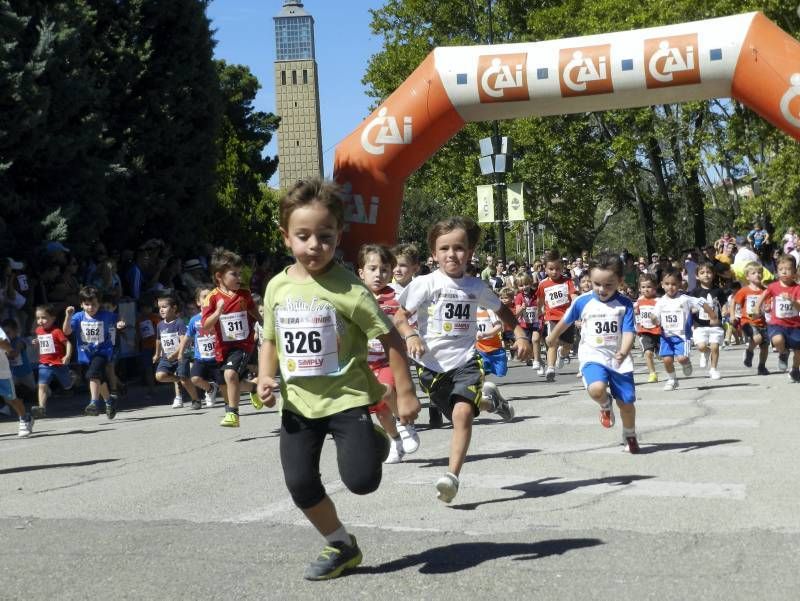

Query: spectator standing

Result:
[480,255,494,282]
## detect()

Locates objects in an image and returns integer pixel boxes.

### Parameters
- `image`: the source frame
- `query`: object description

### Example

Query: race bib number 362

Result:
[80,321,104,345]
[277,307,339,377]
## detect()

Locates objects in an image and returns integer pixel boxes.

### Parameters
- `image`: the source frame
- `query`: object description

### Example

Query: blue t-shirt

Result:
[563,291,636,373]
[8,336,33,377]
[156,318,186,360]
[748,229,768,249]
[70,310,118,363]
[186,313,217,363]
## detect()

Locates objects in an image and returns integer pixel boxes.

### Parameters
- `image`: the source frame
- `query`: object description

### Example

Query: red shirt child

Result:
[201,287,257,363]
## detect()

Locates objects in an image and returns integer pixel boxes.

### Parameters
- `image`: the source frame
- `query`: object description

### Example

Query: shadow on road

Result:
[637,438,741,454]
[0,458,119,475]
[356,538,604,574]
[402,448,540,469]
[236,429,280,443]
[449,474,654,510]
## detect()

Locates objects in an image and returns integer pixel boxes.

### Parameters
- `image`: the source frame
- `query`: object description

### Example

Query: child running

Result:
[546,253,640,453]
[0,323,34,437]
[536,250,577,381]
[731,262,770,375]
[153,295,200,409]
[753,254,800,380]
[180,287,221,408]
[33,304,74,418]
[689,262,729,380]
[256,178,420,580]
[514,274,543,374]
[63,286,126,418]
[634,274,661,383]
[395,216,532,504]
[358,243,420,463]
[652,269,717,391]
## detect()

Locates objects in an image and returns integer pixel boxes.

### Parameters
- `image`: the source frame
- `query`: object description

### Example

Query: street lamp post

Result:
[478,134,511,265]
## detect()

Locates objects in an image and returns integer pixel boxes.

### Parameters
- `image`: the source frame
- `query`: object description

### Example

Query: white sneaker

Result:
[384,438,404,464]
[545,367,556,382]
[204,383,218,408]
[681,362,693,377]
[435,472,460,503]
[663,379,678,391]
[397,422,420,454]
[537,365,546,376]
[17,416,33,438]
[531,360,541,371]
[708,368,721,380]
[698,352,708,369]
[172,396,184,409]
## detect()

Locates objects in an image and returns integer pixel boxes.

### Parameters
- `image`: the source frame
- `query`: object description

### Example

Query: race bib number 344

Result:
[277,308,339,377]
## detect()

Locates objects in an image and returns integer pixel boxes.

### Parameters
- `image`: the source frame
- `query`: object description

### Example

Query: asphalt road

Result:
[2,345,799,600]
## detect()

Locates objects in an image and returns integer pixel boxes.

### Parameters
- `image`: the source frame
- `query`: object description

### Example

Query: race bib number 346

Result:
[277,308,339,377]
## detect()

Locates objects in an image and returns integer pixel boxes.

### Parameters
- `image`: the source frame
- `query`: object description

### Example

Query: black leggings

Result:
[280,407,384,509]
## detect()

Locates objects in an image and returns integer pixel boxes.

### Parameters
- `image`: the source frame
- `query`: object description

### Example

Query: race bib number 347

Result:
[277,307,339,377]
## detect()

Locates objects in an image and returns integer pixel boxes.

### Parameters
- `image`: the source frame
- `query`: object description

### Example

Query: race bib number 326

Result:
[276,307,339,377]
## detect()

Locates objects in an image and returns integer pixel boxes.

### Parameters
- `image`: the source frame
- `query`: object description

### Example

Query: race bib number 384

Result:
[277,307,339,377]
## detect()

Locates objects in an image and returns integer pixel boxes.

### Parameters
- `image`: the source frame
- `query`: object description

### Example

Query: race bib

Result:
[219,311,249,342]
[430,292,475,337]
[139,320,155,339]
[585,317,620,348]
[367,338,385,361]
[775,297,798,319]
[80,320,104,345]
[545,283,569,308]
[277,307,338,377]
[745,295,759,317]
[661,310,684,334]
[197,334,216,360]
[160,332,180,355]
[524,306,537,323]
[17,274,28,292]
[37,334,56,355]
[476,315,493,335]
[638,307,655,329]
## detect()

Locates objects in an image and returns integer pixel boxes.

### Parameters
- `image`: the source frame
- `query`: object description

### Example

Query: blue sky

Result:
[207,0,386,184]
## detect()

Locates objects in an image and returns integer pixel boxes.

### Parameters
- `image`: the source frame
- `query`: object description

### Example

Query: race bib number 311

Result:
[219,311,249,342]
[277,308,339,377]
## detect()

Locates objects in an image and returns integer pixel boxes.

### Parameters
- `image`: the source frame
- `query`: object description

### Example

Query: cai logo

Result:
[360,107,412,155]
[559,44,613,97]
[644,33,701,88]
[341,182,379,225]
[780,73,800,129]
[477,53,529,103]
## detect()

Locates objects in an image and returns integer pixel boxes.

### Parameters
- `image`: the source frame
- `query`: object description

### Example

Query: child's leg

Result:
[224,369,240,409]
[586,381,609,406]
[373,403,399,437]
[448,400,474,477]
[772,334,787,354]
[757,340,769,367]
[644,350,656,374]
[37,383,49,410]
[709,343,721,369]
[99,382,111,402]
[531,331,541,363]
[179,377,199,401]
[191,375,211,393]
[6,396,26,418]
[88,378,102,401]
[618,401,636,430]
[663,355,675,376]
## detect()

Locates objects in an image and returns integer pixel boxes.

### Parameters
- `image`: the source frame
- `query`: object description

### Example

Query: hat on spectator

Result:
[6,258,23,270]
[45,241,69,253]
[183,259,204,271]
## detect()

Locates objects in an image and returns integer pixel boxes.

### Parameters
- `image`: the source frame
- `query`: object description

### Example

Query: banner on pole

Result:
[476,185,494,223]
[507,182,525,221]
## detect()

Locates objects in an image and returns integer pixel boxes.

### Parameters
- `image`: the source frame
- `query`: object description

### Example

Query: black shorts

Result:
[190,360,222,384]
[742,323,768,342]
[417,356,483,422]
[84,355,108,383]
[639,332,660,353]
[547,321,575,344]
[221,348,250,379]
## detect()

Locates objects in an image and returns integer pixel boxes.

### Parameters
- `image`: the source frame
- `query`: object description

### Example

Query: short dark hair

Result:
[543,250,561,265]
[427,216,480,253]
[638,273,658,286]
[157,295,178,308]
[36,304,57,317]
[357,244,396,270]
[660,267,682,283]
[589,252,624,278]
[79,286,100,303]
[279,177,345,230]
[391,243,420,265]
[777,254,797,271]
[210,248,243,280]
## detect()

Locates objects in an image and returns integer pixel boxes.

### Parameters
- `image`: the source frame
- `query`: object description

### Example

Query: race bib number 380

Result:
[277,308,339,377]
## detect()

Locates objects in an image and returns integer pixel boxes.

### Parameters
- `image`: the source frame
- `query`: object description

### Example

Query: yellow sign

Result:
[507,182,525,221]
[477,185,495,223]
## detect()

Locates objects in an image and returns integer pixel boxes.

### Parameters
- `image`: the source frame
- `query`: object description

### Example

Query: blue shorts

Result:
[581,362,636,404]
[38,364,74,388]
[659,335,690,357]
[156,357,191,378]
[0,378,16,401]
[478,348,508,377]
[767,325,800,350]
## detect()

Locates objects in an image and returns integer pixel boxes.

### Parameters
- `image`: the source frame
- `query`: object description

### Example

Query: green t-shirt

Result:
[264,263,393,419]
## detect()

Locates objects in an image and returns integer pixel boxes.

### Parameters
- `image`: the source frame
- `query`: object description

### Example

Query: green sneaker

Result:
[250,391,264,411]
[303,535,362,581]
[220,412,239,427]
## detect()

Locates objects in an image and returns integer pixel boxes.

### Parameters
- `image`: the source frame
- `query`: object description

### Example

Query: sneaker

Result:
[624,435,640,454]
[778,353,789,372]
[220,412,239,427]
[545,367,556,382]
[191,399,202,410]
[599,401,614,428]
[647,372,658,383]
[204,383,218,408]
[106,396,117,420]
[790,368,800,383]
[84,401,100,416]
[698,351,708,369]
[531,360,541,371]
[384,438,404,464]
[428,406,443,428]
[397,422,420,454]
[250,391,264,411]
[303,535,362,581]
[663,379,678,391]
[435,472,460,503]
[743,349,754,368]
[556,347,565,369]
[172,396,184,409]
[17,416,34,438]
[483,381,514,421]
[525,359,532,366]
[681,362,693,377]
[708,368,721,380]
[757,365,770,376]
[537,365,546,377]
[30,406,46,419]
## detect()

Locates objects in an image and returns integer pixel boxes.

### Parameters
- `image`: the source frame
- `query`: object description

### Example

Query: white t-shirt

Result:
[399,270,501,372]
[733,247,759,266]
[653,294,707,339]
[0,327,11,379]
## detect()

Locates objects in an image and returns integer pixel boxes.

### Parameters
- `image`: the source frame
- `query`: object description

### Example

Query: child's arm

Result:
[616,331,636,364]
[152,339,162,363]
[63,306,75,336]
[63,338,73,364]
[0,339,11,353]
[256,339,279,408]
[752,289,771,316]
[202,299,225,330]
[496,303,532,361]
[544,317,568,347]
[169,335,184,361]
[394,307,425,359]
[176,334,191,358]
[378,329,421,424]
[478,321,503,339]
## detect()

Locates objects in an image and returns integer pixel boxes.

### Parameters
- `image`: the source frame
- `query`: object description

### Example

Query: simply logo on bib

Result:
[430,290,476,337]
[780,73,800,129]
[559,45,613,97]
[644,33,701,89]
[360,107,412,155]
[277,298,340,378]
[477,53,529,103]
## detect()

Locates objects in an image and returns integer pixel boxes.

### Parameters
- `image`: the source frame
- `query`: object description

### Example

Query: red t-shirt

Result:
[35,325,69,366]
[535,277,575,321]
[367,286,399,368]
[201,287,257,361]
[763,281,800,328]
[634,297,662,335]
[513,290,538,328]
[732,286,766,327]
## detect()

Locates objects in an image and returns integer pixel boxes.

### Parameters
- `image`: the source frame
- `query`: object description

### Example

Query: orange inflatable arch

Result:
[333,12,800,260]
